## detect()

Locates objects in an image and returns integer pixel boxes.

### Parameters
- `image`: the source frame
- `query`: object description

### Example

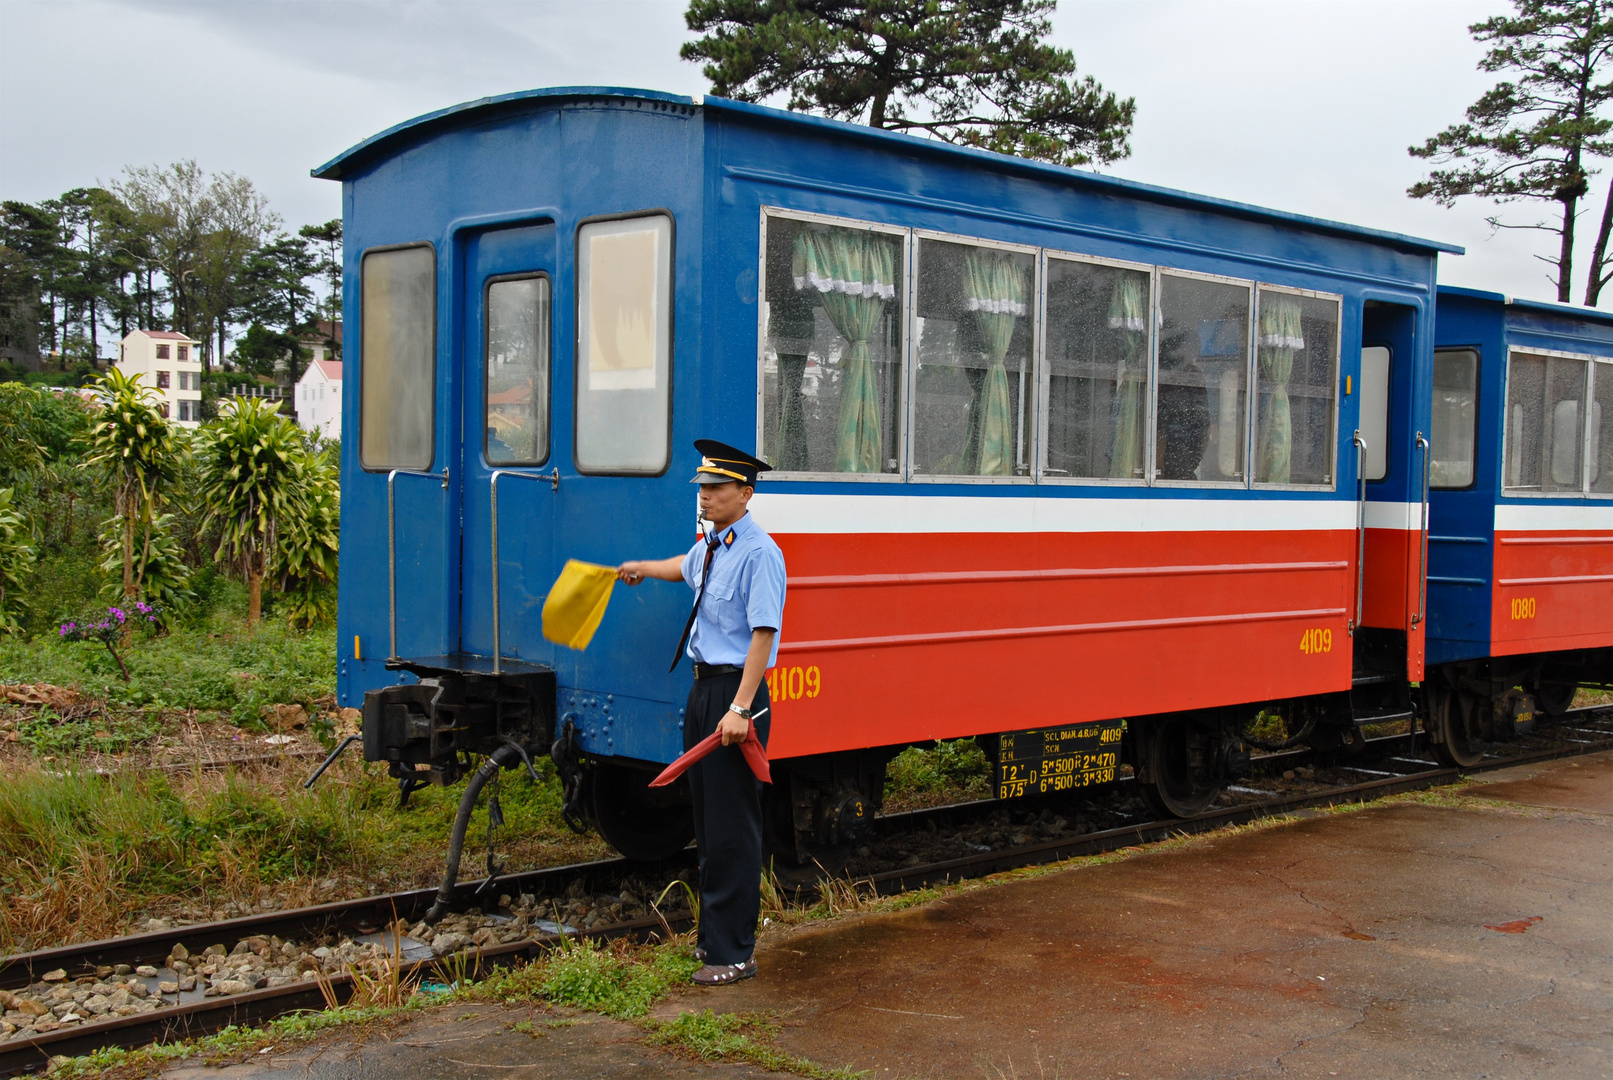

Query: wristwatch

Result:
[728,703,753,719]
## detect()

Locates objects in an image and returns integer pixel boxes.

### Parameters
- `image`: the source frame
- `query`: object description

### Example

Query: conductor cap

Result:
[691,439,771,486]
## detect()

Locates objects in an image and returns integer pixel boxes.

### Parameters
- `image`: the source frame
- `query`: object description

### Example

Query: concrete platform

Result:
[157,751,1613,1079]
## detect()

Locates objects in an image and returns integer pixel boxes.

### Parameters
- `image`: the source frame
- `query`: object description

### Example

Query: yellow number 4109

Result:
[1299,628,1333,654]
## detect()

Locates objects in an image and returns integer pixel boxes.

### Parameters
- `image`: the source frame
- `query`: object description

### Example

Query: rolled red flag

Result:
[650,722,770,787]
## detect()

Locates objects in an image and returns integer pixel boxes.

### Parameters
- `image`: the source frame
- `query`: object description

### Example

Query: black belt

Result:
[692,662,743,679]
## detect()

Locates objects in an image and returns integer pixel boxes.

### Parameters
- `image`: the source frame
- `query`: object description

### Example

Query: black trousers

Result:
[684,670,771,966]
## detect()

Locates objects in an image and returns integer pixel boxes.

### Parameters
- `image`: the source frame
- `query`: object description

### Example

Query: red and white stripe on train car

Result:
[1492,503,1613,657]
[751,492,1357,761]
[1361,500,1429,681]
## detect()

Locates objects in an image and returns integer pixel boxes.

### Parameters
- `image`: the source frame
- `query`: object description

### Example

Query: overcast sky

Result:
[2,0,1603,306]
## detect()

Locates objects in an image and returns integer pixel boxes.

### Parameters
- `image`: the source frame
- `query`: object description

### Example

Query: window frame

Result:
[572,209,675,478]
[1429,345,1481,492]
[1035,248,1157,488]
[357,241,438,473]
[1152,266,1257,490]
[1592,356,1613,498]
[1249,283,1342,493]
[481,270,553,469]
[907,226,1041,485]
[1501,344,1602,498]
[755,206,912,483]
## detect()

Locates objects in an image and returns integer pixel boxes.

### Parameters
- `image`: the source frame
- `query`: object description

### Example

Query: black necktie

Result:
[669,534,722,672]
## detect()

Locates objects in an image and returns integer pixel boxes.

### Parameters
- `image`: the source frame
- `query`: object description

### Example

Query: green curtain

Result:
[792,229,897,473]
[1107,275,1147,479]
[963,250,1029,475]
[776,354,809,471]
[1257,296,1303,483]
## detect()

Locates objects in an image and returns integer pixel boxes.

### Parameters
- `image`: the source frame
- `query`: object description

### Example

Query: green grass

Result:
[475,938,701,1019]
[644,1010,866,1079]
[0,592,335,722]
[883,737,992,808]
[0,747,598,951]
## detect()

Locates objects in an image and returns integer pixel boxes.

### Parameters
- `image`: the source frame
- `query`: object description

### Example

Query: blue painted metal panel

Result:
[1427,290,1501,663]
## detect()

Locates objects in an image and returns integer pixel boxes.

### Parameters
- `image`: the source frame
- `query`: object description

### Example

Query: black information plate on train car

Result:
[997,721,1123,799]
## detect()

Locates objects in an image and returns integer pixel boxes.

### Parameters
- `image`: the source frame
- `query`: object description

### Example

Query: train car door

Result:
[1358,301,1430,685]
[458,223,559,668]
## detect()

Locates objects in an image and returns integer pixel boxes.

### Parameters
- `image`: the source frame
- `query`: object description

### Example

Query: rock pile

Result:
[0,885,671,1044]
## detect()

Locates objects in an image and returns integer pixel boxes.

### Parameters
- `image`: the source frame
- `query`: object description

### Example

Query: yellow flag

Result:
[542,560,618,651]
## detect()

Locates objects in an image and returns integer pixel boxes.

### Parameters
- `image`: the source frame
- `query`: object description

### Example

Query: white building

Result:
[116,330,203,426]
[295,358,342,439]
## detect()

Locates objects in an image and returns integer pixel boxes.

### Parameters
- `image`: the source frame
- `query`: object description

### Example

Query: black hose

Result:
[424,745,519,924]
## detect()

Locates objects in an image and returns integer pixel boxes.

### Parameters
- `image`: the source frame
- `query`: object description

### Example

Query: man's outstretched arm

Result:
[618,557,684,584]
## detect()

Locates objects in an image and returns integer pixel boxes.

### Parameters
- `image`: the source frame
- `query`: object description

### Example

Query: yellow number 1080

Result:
[1299,628,1333,654]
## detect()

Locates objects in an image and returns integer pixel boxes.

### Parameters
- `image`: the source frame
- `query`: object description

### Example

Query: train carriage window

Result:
[360,245,436,470]
[912,236,1036,478]
[760,215,903,474]
[1156,273,1250,483]
[575,214,672,474]
[484,275,550,465]
[1041,257,1151,481]
[1505,351,1589,493]
[1253,289,1338,486]
[1430,349,1479,488]
[1591,359,1611,493]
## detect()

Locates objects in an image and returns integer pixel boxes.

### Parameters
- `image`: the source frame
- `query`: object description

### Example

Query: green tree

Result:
[274,438,339,628]
[682,0,1135,167]
[0,487,35,633]
[84,368,181,607]
[195,397,306,627]
[1409,0,1613,304]
[239,233,317,381]
[298,218,342,347]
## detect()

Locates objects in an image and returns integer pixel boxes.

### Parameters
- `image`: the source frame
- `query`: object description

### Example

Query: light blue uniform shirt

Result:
[680,512,786,667]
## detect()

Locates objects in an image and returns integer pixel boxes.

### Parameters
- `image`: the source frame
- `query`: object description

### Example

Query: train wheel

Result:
[1532,681,1577,718]
[587,762,695,862]
[1134,715,1222,819]
[1425,680,1484,768]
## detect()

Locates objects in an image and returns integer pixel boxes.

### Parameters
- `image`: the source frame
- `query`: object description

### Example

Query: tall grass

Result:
[0,749,603,952]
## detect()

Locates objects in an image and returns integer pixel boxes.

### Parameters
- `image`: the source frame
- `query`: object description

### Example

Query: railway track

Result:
[4,706,1610,1076]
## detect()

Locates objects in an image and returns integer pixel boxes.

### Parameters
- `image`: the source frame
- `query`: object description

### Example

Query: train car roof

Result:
[1437,283,1613,326]
[313,85,1463,258]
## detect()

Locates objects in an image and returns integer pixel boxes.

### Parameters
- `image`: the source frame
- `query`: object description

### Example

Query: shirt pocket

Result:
[700,578,746,637]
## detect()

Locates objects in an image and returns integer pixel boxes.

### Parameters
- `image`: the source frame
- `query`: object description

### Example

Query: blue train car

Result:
[1424,286,1613,764]
[315,87,1459,863]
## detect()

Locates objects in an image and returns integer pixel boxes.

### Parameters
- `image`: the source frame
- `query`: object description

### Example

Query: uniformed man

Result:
[617,439,786,986]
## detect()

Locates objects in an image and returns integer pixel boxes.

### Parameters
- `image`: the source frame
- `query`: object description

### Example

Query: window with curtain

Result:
[760,215,903,474]
[912,237,1035,478]
[1253,290,1338,486]
[1592,360,1611,494]
[484,275,550,466]
[1042,257,1151,481]
[575,215,672,474]
[1156,274,1249,483]
[360,244,436,470]
[1431,349,1479,489]
[1505,351,1590,493]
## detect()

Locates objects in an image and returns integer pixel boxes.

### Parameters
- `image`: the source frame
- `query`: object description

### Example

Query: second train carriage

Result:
[1422,287,1613,765]
[319,86,1465,860]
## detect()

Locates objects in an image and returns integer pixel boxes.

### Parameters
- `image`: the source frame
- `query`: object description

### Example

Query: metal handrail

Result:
[388,467,449,662]
[1349,430,1366,636]
[490,467,560,675]
[1412,431,1431,628]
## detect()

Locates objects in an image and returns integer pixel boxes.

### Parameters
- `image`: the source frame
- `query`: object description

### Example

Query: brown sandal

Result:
[691,957,756,985]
